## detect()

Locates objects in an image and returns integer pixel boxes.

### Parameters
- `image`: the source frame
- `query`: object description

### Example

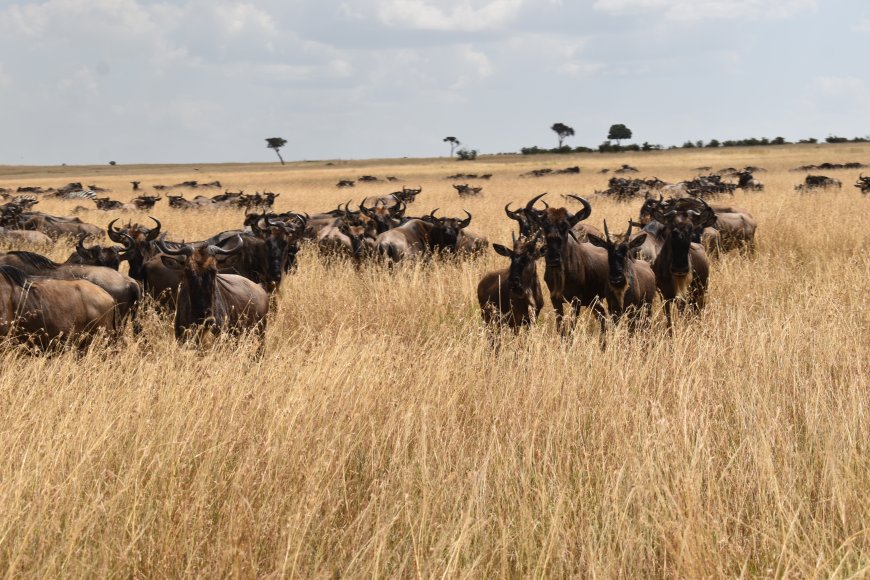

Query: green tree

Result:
[551,123,575,148]
[443,136,461,157]
[607,124,632,145]
[265,137,287,165]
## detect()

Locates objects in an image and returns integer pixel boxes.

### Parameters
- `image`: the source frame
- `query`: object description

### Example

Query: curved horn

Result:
[625,220,633,239]
[567,196,592,225]
[76,234,90,255]
[430,208,439,219]
[524,193,547,212]
[145,216,162,241]
[603,219,611,243]
[505,202,521,220]
[459,210,472,229]
[107,218,125,243]
[156,239,193,257]
[393,200,406,215]
[209,235,244,255]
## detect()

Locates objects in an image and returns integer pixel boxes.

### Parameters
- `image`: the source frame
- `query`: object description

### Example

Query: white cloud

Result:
[376,0,524,31]
[214,3,275,35]
[593,0,816,20]
[853,18,870,31]
[813,76,867,97]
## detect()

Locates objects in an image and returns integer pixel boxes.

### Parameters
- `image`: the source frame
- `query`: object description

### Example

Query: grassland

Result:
[0,144,868,577]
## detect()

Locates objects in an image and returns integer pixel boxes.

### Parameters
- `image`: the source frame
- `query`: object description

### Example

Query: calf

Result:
[477,233,545,329]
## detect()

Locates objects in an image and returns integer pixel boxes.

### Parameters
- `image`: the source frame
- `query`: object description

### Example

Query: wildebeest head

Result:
[421,209,472,251]
[108,217,162,280]
[638,194,664,225]
[359,199,405,234]
[652,198,716,275]
[526,194,592,267]
[492,231,545,295]
[157,237,243,317]
[587,221,647,308]
[504,193,552,237]
[249,213,305,291]
[68,234,128,270]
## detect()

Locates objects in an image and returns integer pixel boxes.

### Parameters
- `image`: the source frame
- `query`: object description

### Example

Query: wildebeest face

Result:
[493,235,544,294]
[73,238,123,270]
[587,221,647,289]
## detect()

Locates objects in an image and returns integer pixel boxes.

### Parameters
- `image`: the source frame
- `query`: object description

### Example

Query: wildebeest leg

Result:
[553,298,567,336]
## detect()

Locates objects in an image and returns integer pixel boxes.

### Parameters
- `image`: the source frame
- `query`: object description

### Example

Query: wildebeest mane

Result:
[0,265,29,287]
[6,251,59,269]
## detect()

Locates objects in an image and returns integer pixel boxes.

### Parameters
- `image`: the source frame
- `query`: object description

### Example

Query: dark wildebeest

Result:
[0,251,141,332]
[247,214,306,290]
[650,198,717,331]
[375,209,471,262]
[156,238,269,349]
[586,221,656,329]
[526,196,609,335]
[64,235,130,270]
[736,170,764,191]
[477,232,545,329]
[0,265,117,350]
[855,174,870,194]
[506,193,603,242]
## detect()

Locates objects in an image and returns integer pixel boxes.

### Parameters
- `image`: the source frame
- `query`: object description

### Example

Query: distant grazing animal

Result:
[854,174,870,194]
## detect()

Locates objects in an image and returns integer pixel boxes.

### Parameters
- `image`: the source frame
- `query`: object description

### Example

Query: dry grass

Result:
[1,145,869,577]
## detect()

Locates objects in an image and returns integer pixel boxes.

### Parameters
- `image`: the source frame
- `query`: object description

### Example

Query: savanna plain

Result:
[0,144,868,578]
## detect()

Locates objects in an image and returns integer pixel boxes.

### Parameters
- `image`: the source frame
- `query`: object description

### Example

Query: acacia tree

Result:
[443,136,461,157]
[551,123,575,148]
[607,124,633,145]
[265,137,287,165]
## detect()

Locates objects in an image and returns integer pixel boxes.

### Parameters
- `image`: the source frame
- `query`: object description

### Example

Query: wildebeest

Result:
[375,209,471,262]
[23,214,102,239]
[0,250,141,331]
[649,198,717,330]
[156,238,269,348]
[526,195,609,334]
[0,265,117,351]
[64,235,129,270]
[454,184,483,197]
[0,227,52,246]
[736,170,764,191]
[477,232,545,329]
[795,175,842,191]
[586,221,656,328]
[855,174,870,193]
[132,195,161,210]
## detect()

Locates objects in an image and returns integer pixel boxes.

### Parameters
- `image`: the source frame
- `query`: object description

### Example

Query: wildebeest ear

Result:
[586,233,608,249]
[159,254,186,269]
[629,233,647,249]
[492,243,511,257]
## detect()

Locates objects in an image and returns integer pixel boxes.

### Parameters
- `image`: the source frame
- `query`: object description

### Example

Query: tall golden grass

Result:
[1,145,869,577]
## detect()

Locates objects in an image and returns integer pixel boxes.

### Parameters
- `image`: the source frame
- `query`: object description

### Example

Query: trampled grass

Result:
[0,144,868,577]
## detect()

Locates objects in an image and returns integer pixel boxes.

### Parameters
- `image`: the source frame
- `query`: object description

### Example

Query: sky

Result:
[0,0,867,165]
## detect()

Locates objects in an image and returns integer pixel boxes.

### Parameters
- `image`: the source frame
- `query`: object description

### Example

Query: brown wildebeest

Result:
[650,197,717,331]
[586,221,656,328]
[526,195,609,335]
[0,265,117,351]
[0,227,52,246]
[736,170,764,191]
[507,193,603,242]
[376,209,471,262]
[0,250,141,332]
[156,238,269,349]
[23,214,102,239]
[477,232,545,329]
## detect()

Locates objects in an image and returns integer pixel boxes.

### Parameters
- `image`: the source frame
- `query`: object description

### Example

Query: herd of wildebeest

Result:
[0,163,867,353]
